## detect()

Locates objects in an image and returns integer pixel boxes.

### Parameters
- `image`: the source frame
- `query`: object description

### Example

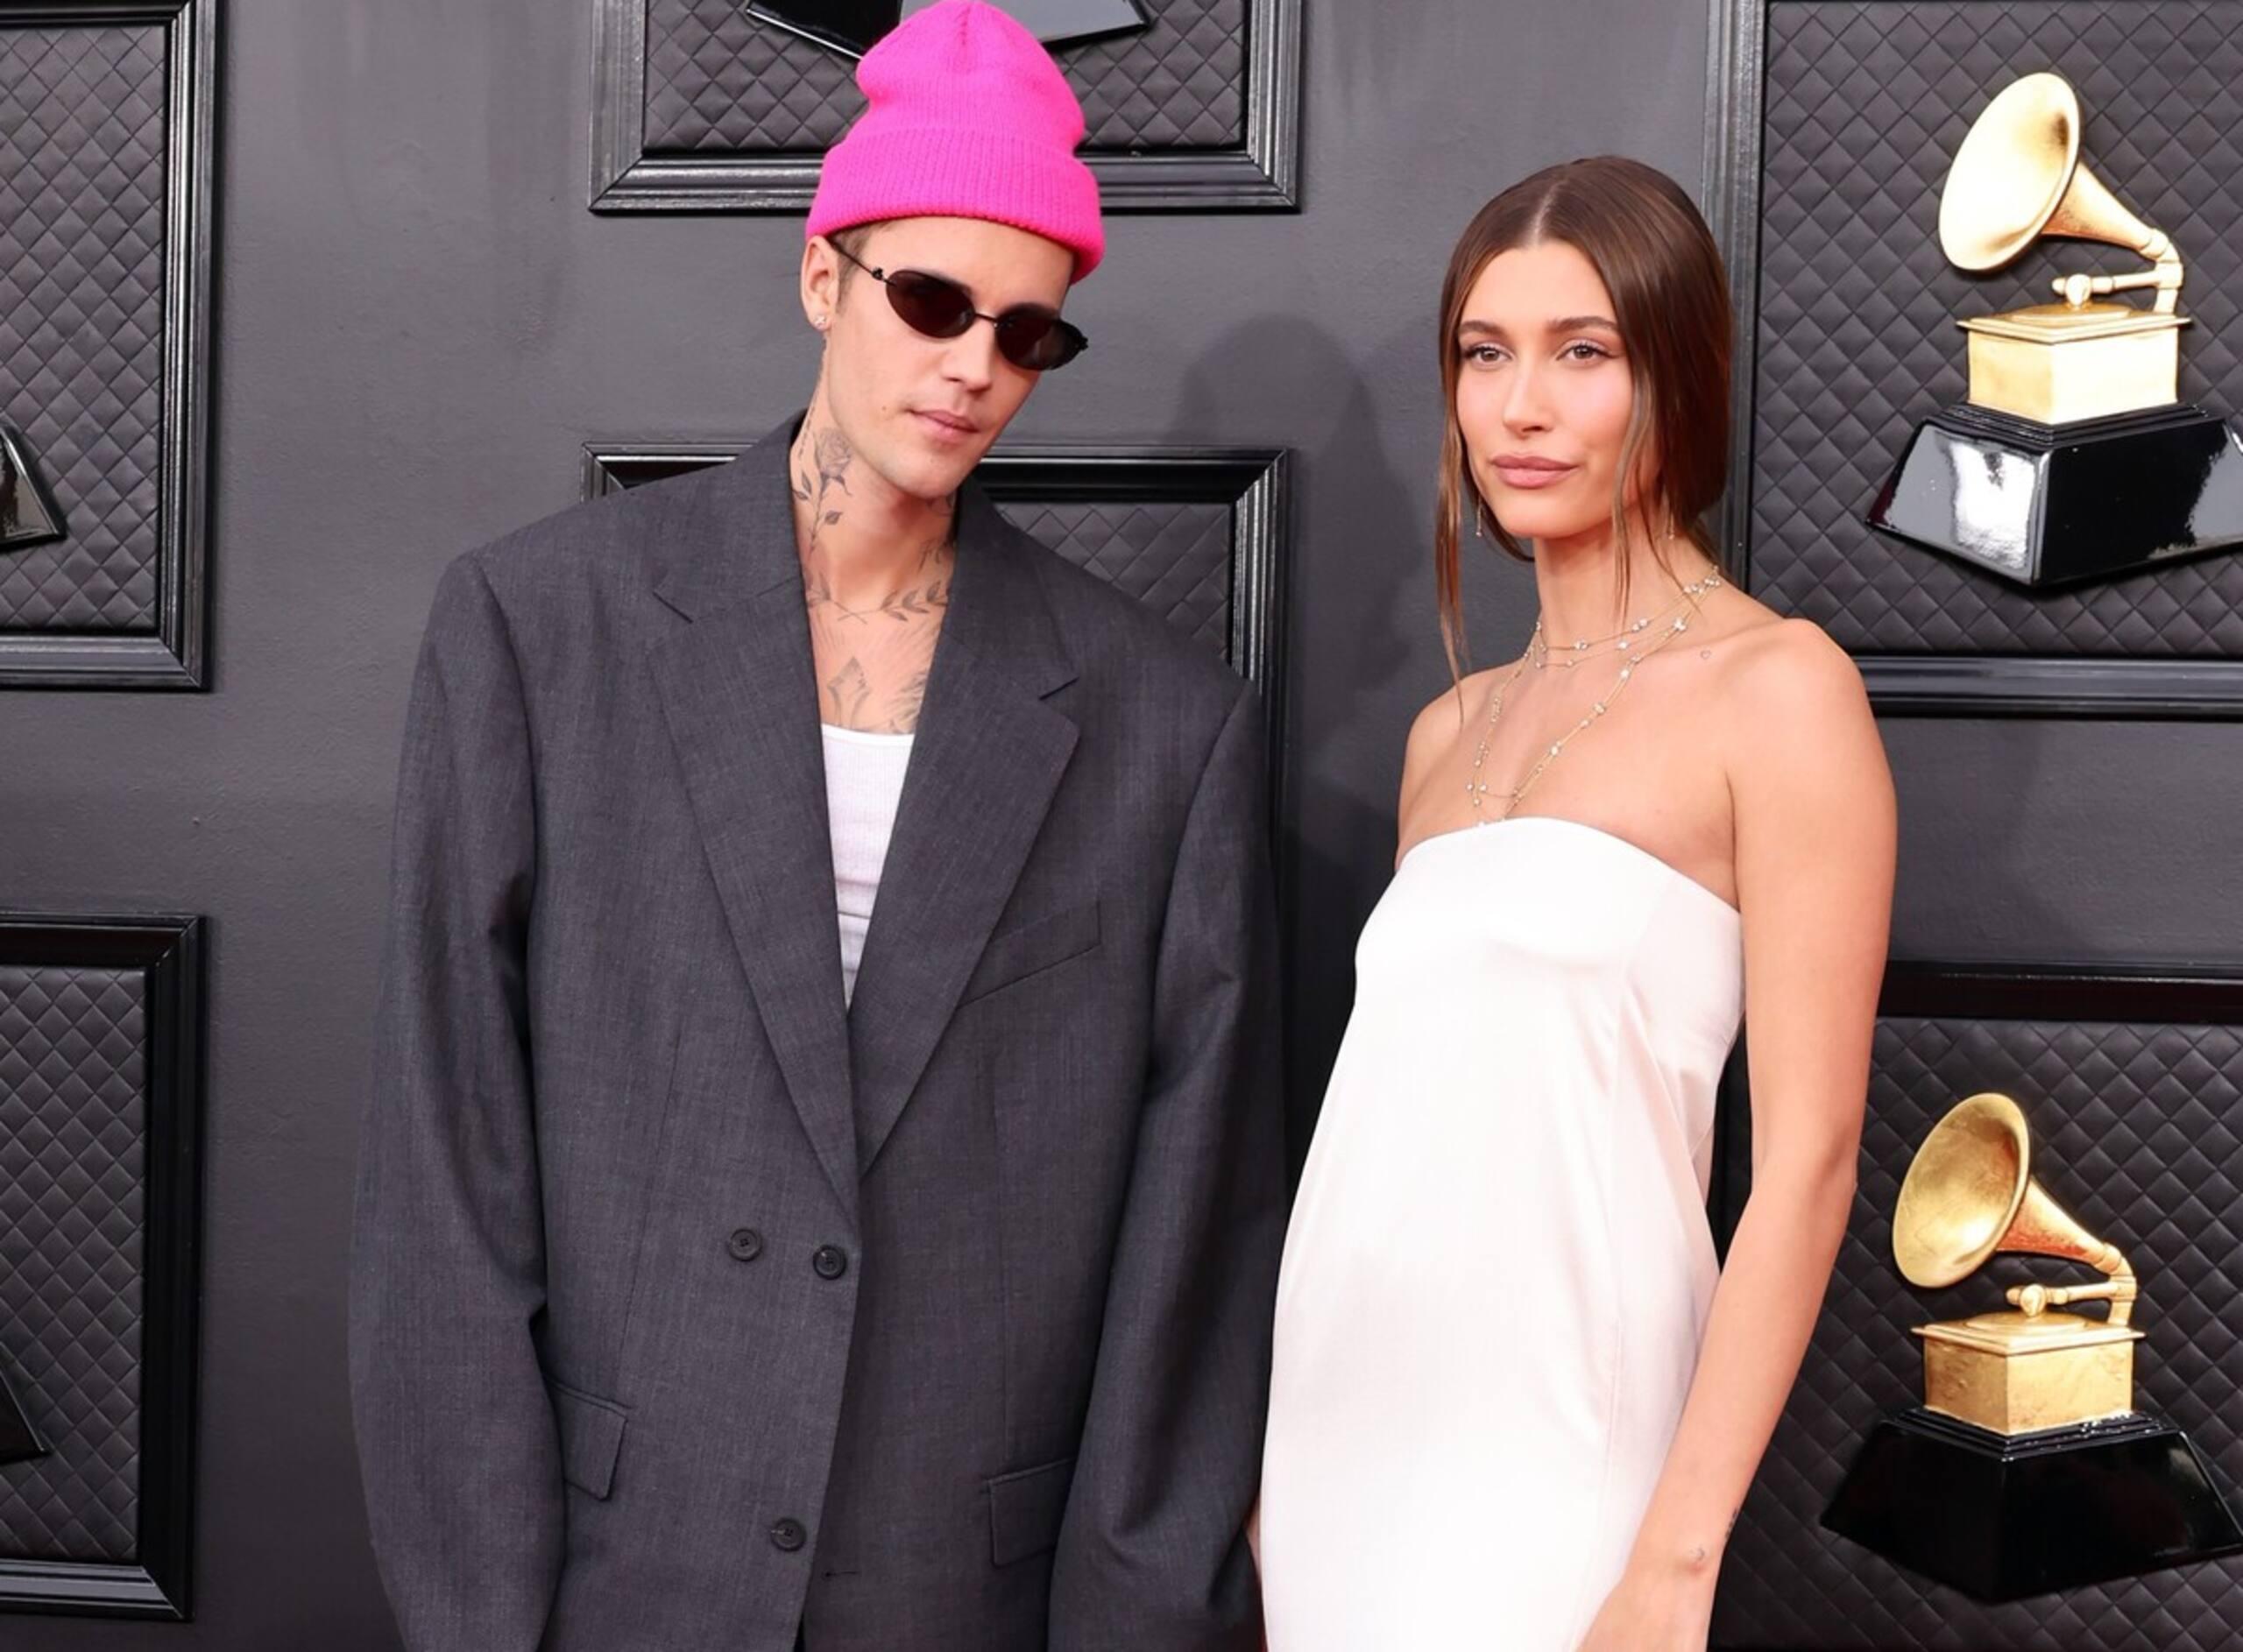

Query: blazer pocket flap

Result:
[986,1455,1076,1566]
[549,1380,628,1500]
[961,900,1100,1005]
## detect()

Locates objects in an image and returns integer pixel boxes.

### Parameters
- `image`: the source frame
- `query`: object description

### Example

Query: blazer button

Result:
[811,1244,849,1281]
[769,1516,807,1552]
[726,1227,764,1263]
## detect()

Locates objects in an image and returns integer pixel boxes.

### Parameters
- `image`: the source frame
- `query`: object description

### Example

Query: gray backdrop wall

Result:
[5,0,2241,1646]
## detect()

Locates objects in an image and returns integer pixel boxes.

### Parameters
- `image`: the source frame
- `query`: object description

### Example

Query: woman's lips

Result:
[1489,458,1575,491]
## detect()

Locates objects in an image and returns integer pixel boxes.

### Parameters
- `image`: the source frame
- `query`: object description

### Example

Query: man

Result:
[348,4,1283,1648]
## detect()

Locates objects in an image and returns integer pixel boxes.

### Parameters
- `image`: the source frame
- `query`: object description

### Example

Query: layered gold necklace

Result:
[1464,570,1724,822]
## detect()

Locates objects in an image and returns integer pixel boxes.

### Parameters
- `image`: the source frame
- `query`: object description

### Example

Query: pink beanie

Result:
[805,0,1105,281]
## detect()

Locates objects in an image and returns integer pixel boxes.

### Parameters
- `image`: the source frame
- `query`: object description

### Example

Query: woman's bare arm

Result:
[1581,620,1894,1648]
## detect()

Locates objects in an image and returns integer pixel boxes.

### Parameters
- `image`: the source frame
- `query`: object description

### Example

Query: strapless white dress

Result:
[1260,815,1744,1650]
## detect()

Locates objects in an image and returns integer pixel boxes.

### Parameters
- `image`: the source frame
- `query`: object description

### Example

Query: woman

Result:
[1256,158,1894,1650]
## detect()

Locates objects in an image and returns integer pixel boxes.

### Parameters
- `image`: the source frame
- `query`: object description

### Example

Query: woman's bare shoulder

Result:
[1715,612,1868,721]
[1406,679,1468,747]
[1710,611,1889,813]
[1402,665,1514,773]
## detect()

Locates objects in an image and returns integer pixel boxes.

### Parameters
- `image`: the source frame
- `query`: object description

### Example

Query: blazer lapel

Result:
[845,485,1079,1175]
[647,421,859,1217]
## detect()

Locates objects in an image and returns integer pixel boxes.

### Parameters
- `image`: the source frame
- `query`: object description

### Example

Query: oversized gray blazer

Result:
[349,417,1285,1651]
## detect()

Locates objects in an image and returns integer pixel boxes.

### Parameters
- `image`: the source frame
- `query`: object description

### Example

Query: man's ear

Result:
[802,236,842,332]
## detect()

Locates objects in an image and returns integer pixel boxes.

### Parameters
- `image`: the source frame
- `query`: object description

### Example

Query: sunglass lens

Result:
[995,314,1089,372]
[883,270,976,339]
[880,267,1086,372]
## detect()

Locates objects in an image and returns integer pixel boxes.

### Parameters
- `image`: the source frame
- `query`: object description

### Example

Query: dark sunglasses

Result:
[832,244,1089,372]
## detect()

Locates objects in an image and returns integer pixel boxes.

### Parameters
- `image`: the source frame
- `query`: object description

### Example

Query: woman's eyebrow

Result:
[1458,314,1620,339]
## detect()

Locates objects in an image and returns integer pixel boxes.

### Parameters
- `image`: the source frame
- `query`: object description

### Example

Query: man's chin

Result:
[887,444,985,504]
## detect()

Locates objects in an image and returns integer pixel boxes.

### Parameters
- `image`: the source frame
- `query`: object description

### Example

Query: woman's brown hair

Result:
[1433,156,1732,681]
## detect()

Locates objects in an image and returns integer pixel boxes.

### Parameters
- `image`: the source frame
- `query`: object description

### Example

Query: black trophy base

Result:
[0,1366,46,1466]
[1867,401,2243,589]
[1822,1406,2243,1603]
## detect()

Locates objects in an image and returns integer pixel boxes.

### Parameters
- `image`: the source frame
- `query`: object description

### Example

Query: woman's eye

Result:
[1462,344,1506,366]
[1562,342,1612,362]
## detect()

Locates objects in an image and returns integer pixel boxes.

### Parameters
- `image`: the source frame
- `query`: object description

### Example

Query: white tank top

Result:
[821,724,915,1005]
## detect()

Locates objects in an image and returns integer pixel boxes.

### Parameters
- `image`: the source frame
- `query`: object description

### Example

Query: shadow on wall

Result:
[1167,314,1420,1180]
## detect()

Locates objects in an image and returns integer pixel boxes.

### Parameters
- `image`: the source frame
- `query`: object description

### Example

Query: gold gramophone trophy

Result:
[1823,1093,2243,1601]
[1867,73,2243,587]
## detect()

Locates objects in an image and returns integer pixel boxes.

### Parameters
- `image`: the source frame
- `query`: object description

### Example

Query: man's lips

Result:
[913,409,980,439]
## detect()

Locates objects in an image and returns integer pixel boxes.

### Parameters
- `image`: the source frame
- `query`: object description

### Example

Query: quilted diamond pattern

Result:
[644,0,859,152]
[1751,2,2243,655]
[642,0,1242,155]
[0,964,145,1565]
[1713,1012,2243,1648]
[999,498,1232,652]
[0,23,168,634]
[1062,0,1242,150]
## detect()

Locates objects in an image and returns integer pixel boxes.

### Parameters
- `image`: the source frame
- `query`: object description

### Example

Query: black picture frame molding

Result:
[588,0,1303,212]
[0,0,217,689]
[580,441,1291,789]
[0,914,204,1620]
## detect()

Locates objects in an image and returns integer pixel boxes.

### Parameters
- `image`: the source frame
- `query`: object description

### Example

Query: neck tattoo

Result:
[791,418,959,735]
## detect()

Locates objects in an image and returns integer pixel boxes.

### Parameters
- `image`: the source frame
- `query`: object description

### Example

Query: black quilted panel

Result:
[642,0,1242,155]
[1713,1012,2243,1648]
[1752,2,2243,655]
[0,22,168,635]
[644,0,858,152]
[0,964,145,1565]
[1059,0,1243,150]
[999,497,1231,652]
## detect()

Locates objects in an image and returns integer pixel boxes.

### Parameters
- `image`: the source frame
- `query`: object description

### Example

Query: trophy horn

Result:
[1937,72,2183,312]
[1893,1091,2138,1326]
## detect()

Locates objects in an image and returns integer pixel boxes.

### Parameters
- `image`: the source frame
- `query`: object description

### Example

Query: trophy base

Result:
[0,1365,46,1466]
[1822,1406,2243,1602]
[0,422,67,552]
[1866,401,2243,588]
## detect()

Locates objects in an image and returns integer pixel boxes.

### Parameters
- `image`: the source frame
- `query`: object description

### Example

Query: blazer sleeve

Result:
[1049,681,1287,1651]
[349,554,561,1650]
